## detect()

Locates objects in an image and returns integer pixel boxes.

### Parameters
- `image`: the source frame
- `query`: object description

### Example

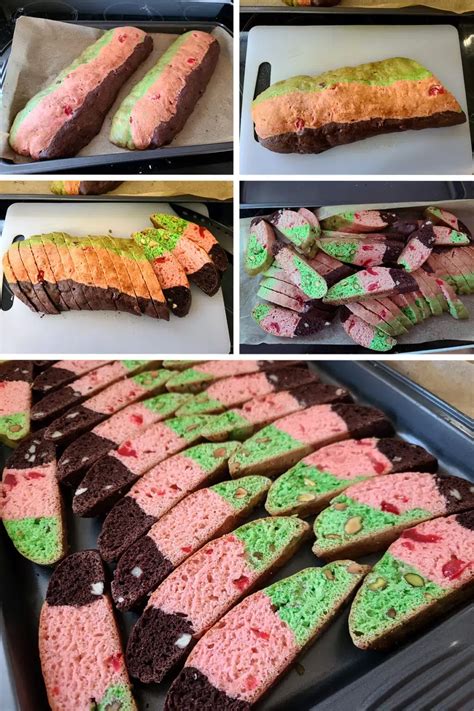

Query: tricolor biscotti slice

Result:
[39,551,136,711]
[305,251,355,286]
[165,562,368,711]
[202,381,352,443]
[165,360,297,393]
[412,271,443,316]
[43,368,174,445]
[313,471,474,560]
[430,226,470,246]
[57,392,190,486]
[111,476,271,609]
[346,302,403,338]
[72,415,211,517]
[229,404,394,479]
[174,366,317,416]
[16,240,59,314]
[98,441,240,563]
[430,277,469,319]
[397,224,434,272]
[349,511,474,650]
[320,211,388,234]
[33,360,109,394]
[268,209,317,257]
[252,58,466,155]
[319,237,403,268]
[265,437,437,518]
[340,308,397,352]
[258,276,321,313]
[245,219,275,276]
[424,206,462,232]
[273,243,327,298]
[252,302,330,338]
[1,432,66,564]
[126,516,310,683]
[324,267,418,305]
[0,361,33,446]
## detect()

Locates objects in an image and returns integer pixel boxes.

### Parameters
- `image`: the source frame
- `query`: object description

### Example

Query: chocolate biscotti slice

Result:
[110,31,219,150]
[98,441,240,563]
[73,415,211,516]
[269,209,318,257]
[1,432,66,564]
[325,267,418,305]
[57,392,189,486]
[10,27,152,160]
[111,476,271,610]
[126,516,310,683]
[313,471,474,560]
[39,551,136,711]
[165,360,297,393]
[229,404,394,479]
[266,437,437,518]
[50,181,122,196]
[252,302,330,338]
[273,243,328,299]
[319,237,403,268]
[0,361,33,446]
[165,561,368,711]
[245,219,276,276]
[349,511,474,650]
[252,58,466,154]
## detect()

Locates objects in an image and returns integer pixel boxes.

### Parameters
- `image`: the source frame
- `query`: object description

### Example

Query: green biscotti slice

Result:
[3,517,63,565]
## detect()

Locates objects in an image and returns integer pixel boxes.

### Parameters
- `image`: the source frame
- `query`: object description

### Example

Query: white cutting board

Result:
[0,203,230,355]
[240,25,472,175]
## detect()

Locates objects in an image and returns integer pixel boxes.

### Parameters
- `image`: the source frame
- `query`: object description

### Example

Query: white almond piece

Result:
[131,566,143,578]
[449,488,462,500]
[91,582,104,595]
[50,431,63,439]
[175,633,192,649]
[75,487,88,496]
[66,412,79,419]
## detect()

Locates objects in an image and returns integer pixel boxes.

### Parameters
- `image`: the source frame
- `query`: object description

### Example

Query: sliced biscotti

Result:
[252,302,331,338]
[266,437,437,517]
[2,247,39,313]
[324,267,418,305]
[165,561,368,710]
[349,511,474,650]
[313,471,474,560]
[0,361,33,447]
[202,381,352,442]
[111,476,271,610]
[98,441,240,562]
[126,516,310,683]
[72,415,211,517]
[16,240,59,313]
[33,360,109,394]
[245,219,275,275]
[321,210,388,234]
[57,392,189,486]
[273,243,327,299]
[257,276,323,313]
[39,551,136,711]
[165,360,297,393]
[229,404,394,479]
[269,209,318,257]
[319,237,403,268]
[1,432,66,564]
[340,308,397,352]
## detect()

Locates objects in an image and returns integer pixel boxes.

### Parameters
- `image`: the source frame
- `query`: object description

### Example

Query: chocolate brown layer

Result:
[324,264,356,287]
[457,510,474,530]
[98,495,158,562]
[44,404,105,445]
[46,550,104,607]
[189,262,221,296]
[31,385,79,422]
[72,455,138,517]
[259,110,466,154]
[79,181,122,195]
[165,667,251,711]
[263,365,316,391]
[294,308,329,336]
[209,243,229,273]
[376,438,438,473]
[112,535,173,609]
[33,365,87,393]
[17,245,59,314]
[292,381,352,408]
[163,285,192,317]
[57,431,117,486]
[6,429,54,469]
[0,361,33,383]
[435,474,474,513]
[388,268,419,294]
[331,404,394,439]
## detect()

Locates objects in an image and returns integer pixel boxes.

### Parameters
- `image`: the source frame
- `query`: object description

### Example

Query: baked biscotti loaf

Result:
[349,511,474,650]
[10,28,153,160]
[164,360,297,393]
[252,58,466,154]
[324,267,418,305]
[50,181,122,196]
[265,437,437,517]
[313,471,474,560]
[0,361,33,446]
[110,31,219,150]
[39,550,136,711]
[111,476,271,610]
[165,562,368,711]
[33,360,109,394]
[126,516,310,683]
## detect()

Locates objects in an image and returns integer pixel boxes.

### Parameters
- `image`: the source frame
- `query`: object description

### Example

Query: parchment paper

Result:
[240,0,474,12]
[0,17,233,164]
[240,199,474,349]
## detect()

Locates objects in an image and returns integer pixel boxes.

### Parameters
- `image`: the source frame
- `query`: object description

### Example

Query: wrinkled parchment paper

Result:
[240,199,474,349]
[240,0,474,12]
[0,17,233,164]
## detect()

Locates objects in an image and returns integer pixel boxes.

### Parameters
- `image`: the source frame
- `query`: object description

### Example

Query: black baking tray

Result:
[1,360,473,710]
[0,19,233,175]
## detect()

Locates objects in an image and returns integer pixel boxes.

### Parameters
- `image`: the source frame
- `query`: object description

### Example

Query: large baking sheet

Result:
[240,24,471,176]
[0,202,231,354]
[0,360,473,711]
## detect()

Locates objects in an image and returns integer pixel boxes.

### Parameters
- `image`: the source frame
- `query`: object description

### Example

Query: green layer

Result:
[175,394,225,416]
[131,369,172,390]
[235,517,305,570]
[245,232,271,272]
[142,392,190,415]
[212,475,270,510]
[151,213,188,234]
[230,425,301,469]
[184,441,240,471]
[369,330,396,352]
[133,228,181,258]
[322,212,359,231]
[281,224,311,248]
[202,410,252,441]
[166,415,212,442]
[0,412,29,442]
[3,516,62,564]
[252,303,272,323]
[166,367,213,389]
[319,240,358,263]
[97,683,135,711]
[293,255,327,298]
[121,360,149,372]
[449,231,470,245]
[162,360,204,369]
[325,274,365,302]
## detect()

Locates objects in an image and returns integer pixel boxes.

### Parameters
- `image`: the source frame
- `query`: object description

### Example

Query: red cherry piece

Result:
[154,256,167,264]
[118,34,128,43]
[129,116,133,124]
[170,484,180,491]
[205,548,213,554]
[63,105,73,116]
[270,322,280,334]
[181,546,192,553]
[362,245,374,251]
[107,653,122,672]
[117,441,137,458]
[187,57,197,65]
[401,529,441,543]
[27,471,45,480]
[3,474,17,488]
[52,687,60,696]
[152,93,161,101]
[429,85,445,96]
[402,540,414,551]
[295,118,305,132]
[372,460,387,474]
[250,627,270,640]
[233,575,250,591]
[246,675,258,691]
[131,414,144,425]
[442,556,470,580]
[381,500,400,515]
[367,282,379,292]
[435,279,444,286]
[366,267,378,276]
[37,270,45,282]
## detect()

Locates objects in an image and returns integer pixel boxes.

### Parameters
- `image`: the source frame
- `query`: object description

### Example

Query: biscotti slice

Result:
[17,241,60,314]
[424,206,462,231]
[121,240,169,320]
[429,276,469,319]
[313,471,474,560]
[165,561,368,711]
[36,235,77,310]
[245,219,276,276]
[273,243,327,298]
[252,58,466,155]
[10,27,153,160]
[436,248,474,292]
[163,360,206,370]
[346,303,402,338]
[110,31,218,150]
[349,511,474,650]
[98,441,240,563]
[50,232,94,310]
[397,224,435,272]
[258,276,321,313]
[266,437,437,517]
[319,237,403,268]
[165,360,297,393]
[126,517,310,683]
[28,238,69,310]
[321,211,388,234]
[0,361,33,446]
[101,236,142,315]
[306,251,355,287]
[175,366,317,416]
[57,392,189,486]
[62,234,100,310]
[72,415,211,516]
[391,293,424,325]
[430,226,470,246]
[325,267,418,305]
[229,404,393,479]
[11,239,59,313]
[252,302,330,338]
[39,551,136,711]
[412,271,443,316]
[112,475,271,609]
[269,209,317,257]
[298,207,321,233]
[91,236,137,316]
[341,308,397,352]
[2,246,39,312]
[50,181,122,196]
[33,360,108,393]
[112,240,158,318]
[374,296,413,330]
[360,298,410,334]
[202,382,352,442]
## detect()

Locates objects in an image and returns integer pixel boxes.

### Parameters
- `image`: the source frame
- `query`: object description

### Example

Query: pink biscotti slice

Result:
[111,475,271,610]
[324,267,418,305]
[39,551,136,711]
[349,511,474,650]
[268,209,318,257]
[125,516,310,684]
[340,308,398,352]
[265,437,437,518]
[321,210,388,234]
[229,403,394,479]
[32,360,110,394]
[245,219,276,276]
[0,361,33,447]
[318,237,403,268]
[164,360,298,393]
[1,431,66,564]
[397,224,435,272]
[272,243,328,299]
[313,471,474,560]
[252,302,331,338]
[165,561,368,711]
[98,441,240,563]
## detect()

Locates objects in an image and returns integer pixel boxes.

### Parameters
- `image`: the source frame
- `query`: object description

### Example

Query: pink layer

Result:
[240,391,298,424]
[261,308,301,337]
[72,361,127,397]
[197,361,269,377]
[94,401,161,444]
[149,488,234,565]
[39,598,130,710]
[0,380,30,417]
[110,423,185,476]
[357,268,397,293]
[391,515,474,588]
[149,534,254,632]
[86,378,148,415]
[354,243,387,267]
[349,472,446,514]
[57,360,108,375]
[304,438,392,479]
[206,372,272,406]
[399,239,432,270]
[183,224,217,252]
[188,590,298,703]
[276,404,347,445]
[1,462,58,519]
